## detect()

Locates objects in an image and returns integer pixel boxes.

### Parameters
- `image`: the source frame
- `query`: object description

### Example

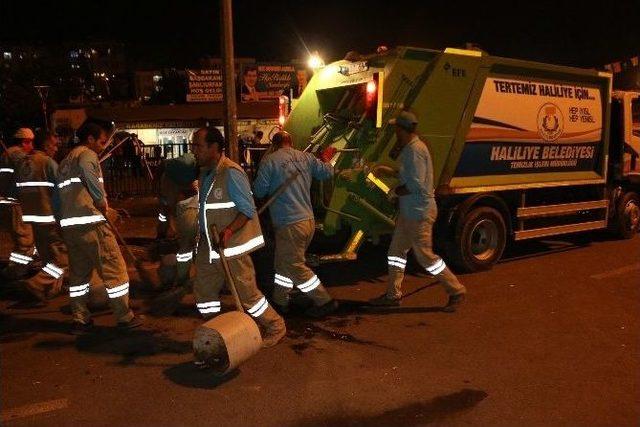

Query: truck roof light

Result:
[366,80,377,95]
[308,52,324,69]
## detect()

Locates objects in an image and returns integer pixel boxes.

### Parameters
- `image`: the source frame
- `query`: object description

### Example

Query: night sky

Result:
[1,0,638,68]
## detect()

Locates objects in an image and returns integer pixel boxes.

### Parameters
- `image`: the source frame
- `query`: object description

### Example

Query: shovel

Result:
[192,225,262,376]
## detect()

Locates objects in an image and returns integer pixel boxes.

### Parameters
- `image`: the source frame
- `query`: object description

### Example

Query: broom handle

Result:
[105,216,138,264]
[257,170,300,215]
[211,225,244,312]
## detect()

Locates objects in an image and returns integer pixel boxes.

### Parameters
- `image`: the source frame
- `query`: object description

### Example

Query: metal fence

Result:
[101,143,269,197]
[102,143,190,198]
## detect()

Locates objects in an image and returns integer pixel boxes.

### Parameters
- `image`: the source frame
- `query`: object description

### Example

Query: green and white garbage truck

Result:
[284,46,640,272]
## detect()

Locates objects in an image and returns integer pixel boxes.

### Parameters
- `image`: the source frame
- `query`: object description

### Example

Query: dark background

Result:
[1,0,638,67]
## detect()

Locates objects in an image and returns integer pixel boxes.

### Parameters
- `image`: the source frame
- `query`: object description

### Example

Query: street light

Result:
[308,52,324,70]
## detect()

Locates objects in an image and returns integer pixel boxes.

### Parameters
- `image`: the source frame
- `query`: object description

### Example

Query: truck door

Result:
[623,94,640,179]
[624,94,640,177]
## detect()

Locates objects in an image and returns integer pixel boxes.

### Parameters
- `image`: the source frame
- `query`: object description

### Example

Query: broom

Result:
[105,216,160,289]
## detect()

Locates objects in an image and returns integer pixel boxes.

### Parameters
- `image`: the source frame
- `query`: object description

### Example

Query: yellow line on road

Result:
[591,263,640,280]
[1,398,68,423]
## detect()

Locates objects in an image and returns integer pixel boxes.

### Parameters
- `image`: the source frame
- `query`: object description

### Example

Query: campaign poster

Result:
[186,68,223,102]
[239,63,295,102]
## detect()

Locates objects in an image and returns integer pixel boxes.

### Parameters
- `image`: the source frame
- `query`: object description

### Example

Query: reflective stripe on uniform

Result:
[204,202,236,210]
[426,258,446,275]
[297,275,321,293]
[247,297,269,318]
[16,181,55,188]
[22,214,56,223]
[387,256,407,269]
[69,283,90,297]
[176,251,193,262]
[197,301,221,314]
[9,252,33,265]
[0,197,18,204]
[0,168,14,173]
[106,282,129,299]
[274,273,294,288]
[42,263,64,279]
[59,214,105,227]
[209,235,265,260]
[57,177,82,188]
[158,213,167,222]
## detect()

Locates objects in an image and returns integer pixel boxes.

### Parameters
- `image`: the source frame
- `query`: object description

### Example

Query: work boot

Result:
[150,286,188,316]
[260,309,286,348]
[70,319,94,335]
[46,278,64,300]
[157,263,177,290]
[117,315,144,330]
[442,293,466,313]
[272,302,290,315]
[368,294,401,307]
[305,299,339,318]
[271,286,290,314]
[21,279,47,302]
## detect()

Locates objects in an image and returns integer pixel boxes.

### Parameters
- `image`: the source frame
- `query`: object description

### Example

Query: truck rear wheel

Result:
[614,192,640,239]
[450,206,507,272]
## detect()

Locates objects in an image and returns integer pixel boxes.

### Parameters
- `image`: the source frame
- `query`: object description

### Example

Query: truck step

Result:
[514,220,607,241]
[517,200,608,219]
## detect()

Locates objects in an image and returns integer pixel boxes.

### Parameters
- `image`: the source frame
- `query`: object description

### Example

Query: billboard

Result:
[454,76,604,177]
[186,68,223,102]
[239,63,296,102]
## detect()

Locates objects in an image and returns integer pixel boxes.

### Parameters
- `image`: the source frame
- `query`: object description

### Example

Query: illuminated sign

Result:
[338,61,369,76]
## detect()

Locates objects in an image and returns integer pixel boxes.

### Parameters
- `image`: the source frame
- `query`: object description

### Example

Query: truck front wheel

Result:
[450,206,507,272]
[614,192,640,239]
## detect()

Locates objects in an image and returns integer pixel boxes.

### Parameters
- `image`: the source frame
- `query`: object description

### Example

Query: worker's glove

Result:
[319,146,337,163]
[219,227,234,249]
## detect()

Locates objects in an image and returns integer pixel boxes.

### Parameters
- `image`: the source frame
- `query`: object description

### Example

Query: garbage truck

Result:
[283,46,640,272]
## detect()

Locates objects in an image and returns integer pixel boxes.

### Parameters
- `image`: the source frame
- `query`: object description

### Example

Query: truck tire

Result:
[450,206,507,272]
[614,192,640,239]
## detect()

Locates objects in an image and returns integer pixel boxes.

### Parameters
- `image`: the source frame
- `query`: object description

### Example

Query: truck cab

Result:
[607,91,640,238]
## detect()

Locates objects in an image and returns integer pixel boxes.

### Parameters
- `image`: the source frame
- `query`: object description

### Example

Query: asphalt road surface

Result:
[1,218,638,426]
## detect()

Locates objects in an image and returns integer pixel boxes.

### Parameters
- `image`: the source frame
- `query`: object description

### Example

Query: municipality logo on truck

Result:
[455,76,602,177]
[537,103,563,142]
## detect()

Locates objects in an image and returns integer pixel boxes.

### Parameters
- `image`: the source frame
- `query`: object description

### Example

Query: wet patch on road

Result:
[292,388,488,426]
[286,321,398,355]
[323,316,364,328]
[289,341,326,356]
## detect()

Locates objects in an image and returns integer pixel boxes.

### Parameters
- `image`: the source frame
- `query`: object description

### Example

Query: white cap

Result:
[388,111,418,130]
[13,128,35,139]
